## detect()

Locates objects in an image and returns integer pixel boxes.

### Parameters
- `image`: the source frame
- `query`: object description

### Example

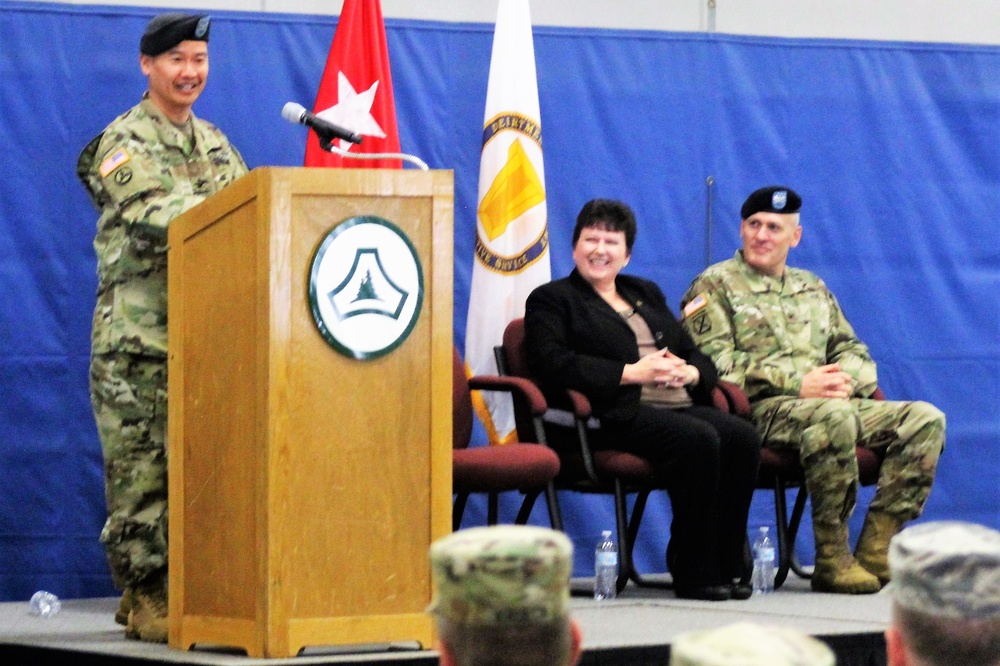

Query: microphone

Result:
[281,102,363,145]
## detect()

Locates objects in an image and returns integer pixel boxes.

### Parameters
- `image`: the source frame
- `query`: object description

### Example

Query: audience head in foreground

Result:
[886,520,1000,666]
[429,525,581,666]
[670,621,835,666]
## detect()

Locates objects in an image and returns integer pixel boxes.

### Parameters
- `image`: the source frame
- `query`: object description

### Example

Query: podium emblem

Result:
[308,216,424,360]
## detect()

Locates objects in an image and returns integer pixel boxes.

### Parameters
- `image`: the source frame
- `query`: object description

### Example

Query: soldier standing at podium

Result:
[76,13,248,642]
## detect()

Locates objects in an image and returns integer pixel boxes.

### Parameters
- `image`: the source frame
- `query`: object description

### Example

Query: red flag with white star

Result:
[305,0,402,168]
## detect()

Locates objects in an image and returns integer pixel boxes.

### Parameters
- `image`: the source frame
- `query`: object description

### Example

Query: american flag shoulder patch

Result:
[683,293,708,318]
[99,148,130,178]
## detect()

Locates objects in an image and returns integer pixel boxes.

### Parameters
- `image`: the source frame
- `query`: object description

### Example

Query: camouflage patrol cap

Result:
[670,622,835,666]
[429,525,573,626]
[140,14,211,56]
[888,520,1000,619]
[740,186,802,219]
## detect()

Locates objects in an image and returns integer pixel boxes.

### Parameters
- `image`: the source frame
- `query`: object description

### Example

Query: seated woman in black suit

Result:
[524,198,761,600]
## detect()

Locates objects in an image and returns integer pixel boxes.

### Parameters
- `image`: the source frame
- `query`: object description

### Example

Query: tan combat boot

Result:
[114,588,133,626]
[854,511,904,586]
[125,579,168,643]
[811,522,881,594]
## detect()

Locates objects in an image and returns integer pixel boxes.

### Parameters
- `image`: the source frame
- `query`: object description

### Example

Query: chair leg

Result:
[453,493,469,531]
[786,486,812,579]
[613,479,633,594]
[616,482,672,591]
[487,492,499,525]
[771,479,792,589]
[741,536,753,585]
[514,490,542,524]
[545,483,564,531]
[626,490,647,551]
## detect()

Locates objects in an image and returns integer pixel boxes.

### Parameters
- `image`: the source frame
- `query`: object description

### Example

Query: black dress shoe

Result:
[674,584,732,601]
[729,581,753,600]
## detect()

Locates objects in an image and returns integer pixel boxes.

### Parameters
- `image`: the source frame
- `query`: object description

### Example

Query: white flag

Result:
[464,0,550,444]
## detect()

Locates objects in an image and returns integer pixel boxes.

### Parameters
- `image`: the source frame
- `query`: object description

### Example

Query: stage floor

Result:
[0,575,891,665]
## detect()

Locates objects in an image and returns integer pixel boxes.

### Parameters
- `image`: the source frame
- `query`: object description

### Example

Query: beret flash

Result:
[740,185,802,219]
[140,14,210,57]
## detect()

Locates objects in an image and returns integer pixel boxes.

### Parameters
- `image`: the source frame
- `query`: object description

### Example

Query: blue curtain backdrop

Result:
[0,1,997,600]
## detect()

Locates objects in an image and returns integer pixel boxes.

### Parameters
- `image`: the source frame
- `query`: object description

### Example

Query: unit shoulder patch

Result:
[99,148,131,178]
[691,311,712,335]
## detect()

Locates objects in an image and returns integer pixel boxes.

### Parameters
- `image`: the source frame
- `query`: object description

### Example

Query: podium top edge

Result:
[248,167,453,197]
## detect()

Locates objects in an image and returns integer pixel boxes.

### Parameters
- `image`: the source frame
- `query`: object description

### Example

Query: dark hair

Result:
[437,617,574,666]
[572,199,637,253]
[894,604,1000,666]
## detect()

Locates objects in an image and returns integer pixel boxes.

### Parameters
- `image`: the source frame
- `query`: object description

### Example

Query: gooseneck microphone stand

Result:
[320,138,429,171]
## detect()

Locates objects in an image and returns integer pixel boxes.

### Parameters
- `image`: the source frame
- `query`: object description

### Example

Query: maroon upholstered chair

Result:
[452,346,561,531]
[498,318,740,593]
[714,382,886,588]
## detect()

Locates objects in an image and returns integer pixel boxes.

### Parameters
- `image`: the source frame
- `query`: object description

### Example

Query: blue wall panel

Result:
[0,1,997,598]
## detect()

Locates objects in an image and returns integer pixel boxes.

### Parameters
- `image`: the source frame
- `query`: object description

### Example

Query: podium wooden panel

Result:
[166,167,453,658]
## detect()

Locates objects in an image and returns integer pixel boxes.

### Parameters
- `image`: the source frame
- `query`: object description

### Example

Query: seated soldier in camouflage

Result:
[76,14,248,641]
[680,185,945,595]
[428,525,582,666]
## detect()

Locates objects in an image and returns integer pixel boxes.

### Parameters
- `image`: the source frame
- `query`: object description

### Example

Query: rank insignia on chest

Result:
[99,148,131,178]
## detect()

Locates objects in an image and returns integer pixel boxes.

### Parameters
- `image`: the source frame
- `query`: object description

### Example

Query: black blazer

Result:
[524,269,718,422]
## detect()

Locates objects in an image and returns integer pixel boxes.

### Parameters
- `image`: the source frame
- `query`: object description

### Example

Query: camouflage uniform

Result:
[681,251,945,529]
[670,622,835,666]
[429,525,573,627]
[77,94,247,589]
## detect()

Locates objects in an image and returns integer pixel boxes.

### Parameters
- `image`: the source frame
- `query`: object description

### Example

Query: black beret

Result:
[140,14,211,57]
[740,186,802,219]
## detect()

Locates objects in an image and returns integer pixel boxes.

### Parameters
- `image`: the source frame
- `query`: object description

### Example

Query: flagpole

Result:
[465,0,551,444]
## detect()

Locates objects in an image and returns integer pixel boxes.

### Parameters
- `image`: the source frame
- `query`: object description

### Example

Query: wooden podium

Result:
[166,167,454,658]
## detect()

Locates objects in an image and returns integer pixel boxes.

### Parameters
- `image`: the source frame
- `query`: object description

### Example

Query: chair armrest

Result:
[468,374,548,417]
[711,386,728,412]
[715,381,752,418]
[545,389,601,485]
[564,389,593,419]
[542,387,593,419]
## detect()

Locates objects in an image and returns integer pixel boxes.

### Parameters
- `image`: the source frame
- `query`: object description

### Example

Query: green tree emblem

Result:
[352,270,382,303]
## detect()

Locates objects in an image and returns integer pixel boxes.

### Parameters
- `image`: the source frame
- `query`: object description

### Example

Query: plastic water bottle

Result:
[751,526,775,595]
[594,530,618,600]
[29,591,61,618]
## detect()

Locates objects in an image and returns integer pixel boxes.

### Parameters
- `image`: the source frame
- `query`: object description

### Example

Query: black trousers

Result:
[596,404,761,588]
